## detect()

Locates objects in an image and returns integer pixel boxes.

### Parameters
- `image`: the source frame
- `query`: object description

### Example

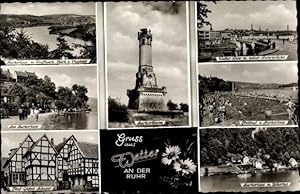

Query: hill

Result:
[3,14,95,28]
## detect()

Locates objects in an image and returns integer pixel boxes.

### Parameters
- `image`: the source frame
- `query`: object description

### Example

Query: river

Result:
[16,26,89,57]
[43,111,98,130]
[201,170,300,192]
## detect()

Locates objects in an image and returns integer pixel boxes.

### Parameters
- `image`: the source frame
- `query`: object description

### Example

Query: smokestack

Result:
[63,137,66,142]
[138,28,152,67]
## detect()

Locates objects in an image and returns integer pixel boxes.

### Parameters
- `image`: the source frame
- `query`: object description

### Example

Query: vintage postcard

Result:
[1,131,99,193]
[0,66,98,131]
[106,2,190,128]
[198,62,298,127]
[100,127,198,192]
[199,127,300,192]
[0,2,96,65]
[197,0,297,62]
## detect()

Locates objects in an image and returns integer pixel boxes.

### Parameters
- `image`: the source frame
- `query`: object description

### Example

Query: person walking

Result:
[286,99,296,124]
[35,108,40,122]
[208,103,214,125]
[18,107,23,120]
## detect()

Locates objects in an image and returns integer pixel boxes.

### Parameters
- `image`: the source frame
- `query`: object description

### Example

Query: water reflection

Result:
[43,112,97,130]
[201,170,300,192]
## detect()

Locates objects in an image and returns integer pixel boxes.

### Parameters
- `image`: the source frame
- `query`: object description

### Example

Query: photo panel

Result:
[197,0,297,63]
[0,2,97,65]
[199,126,300,192]
[106,2,191,129]
[100,127,198,192]
[0,65,98,131]
[198,62,298,127]
[0,130,100,193]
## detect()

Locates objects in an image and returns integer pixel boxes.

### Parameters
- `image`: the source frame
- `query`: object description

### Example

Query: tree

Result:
[51,33,74,59]
[179,103,189,112]
[197,1,215,29]
[42,75,57,99]
[167,100,178,111]
[9,84,26,106]
[0,27,51,60]
[72,84,89,110]
[75,28,96,63]
[56,86,75,110]
[14,28,32,59]
[108,97,129,122]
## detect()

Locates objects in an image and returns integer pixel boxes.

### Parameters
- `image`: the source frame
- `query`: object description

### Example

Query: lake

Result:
[201,170,300,192]
[16,26,89,57]
[43,111,98,130]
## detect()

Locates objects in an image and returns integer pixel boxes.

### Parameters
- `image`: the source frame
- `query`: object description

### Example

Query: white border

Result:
[0,65,100,132]
[197,61,298,129]
[197,0,298,65]
[104,1,192,130]
[1,2,98,68]
[0,2,100,132]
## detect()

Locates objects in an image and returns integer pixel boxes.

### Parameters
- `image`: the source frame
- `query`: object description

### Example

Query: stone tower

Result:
[127,28,167,111]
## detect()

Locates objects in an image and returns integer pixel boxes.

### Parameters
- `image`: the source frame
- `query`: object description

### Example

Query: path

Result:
[1,112,56,131]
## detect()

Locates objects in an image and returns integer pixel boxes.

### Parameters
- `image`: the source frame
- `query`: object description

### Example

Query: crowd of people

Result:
[18,104,41,122]
[201,91,298,126]
[201,92,229,125]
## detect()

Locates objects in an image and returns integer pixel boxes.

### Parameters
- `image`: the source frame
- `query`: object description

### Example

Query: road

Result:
[270,40,297,61]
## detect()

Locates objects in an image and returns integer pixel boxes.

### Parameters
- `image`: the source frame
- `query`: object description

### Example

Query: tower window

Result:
[142,39,146,45]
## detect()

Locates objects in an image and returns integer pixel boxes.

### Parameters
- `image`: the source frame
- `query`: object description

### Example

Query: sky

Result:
[106,2,189,105]
[1,66,98,98]
[198,62,298,84]
[1,131,98,157]
[200,1,297,31]
[0,2,95,16]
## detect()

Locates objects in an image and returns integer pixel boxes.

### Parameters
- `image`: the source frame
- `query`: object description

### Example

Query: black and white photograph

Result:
[106,2,190,128]
[197,0,297,62]
[100,127,198,192]
[0,2,96,65]
[200,127,300,192]
[1,131,99,193]
[0,66,98,131]
[198,62,298,127]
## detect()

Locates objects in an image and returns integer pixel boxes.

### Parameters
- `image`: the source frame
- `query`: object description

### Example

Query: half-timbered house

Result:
[2,134,99,192]
[23,134,58,187]
[3,135,34,187]
[56,135,99,191]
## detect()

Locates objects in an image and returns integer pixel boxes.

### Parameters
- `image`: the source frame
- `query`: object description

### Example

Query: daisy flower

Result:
[173,158,197,176]
[161,145,181,165]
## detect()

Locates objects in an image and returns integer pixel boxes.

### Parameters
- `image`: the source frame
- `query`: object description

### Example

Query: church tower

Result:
[127,28,167,111]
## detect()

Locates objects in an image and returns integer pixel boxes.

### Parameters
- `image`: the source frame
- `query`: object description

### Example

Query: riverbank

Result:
[48,24,95,41]
[201,170,300,192]
[200,165,297,177]
[1,112,56,131]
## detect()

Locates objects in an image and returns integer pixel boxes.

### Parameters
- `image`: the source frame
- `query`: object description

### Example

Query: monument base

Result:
[127,87,167,111]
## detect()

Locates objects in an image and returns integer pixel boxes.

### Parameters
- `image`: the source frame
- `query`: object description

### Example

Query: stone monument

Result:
[127,28,167,111]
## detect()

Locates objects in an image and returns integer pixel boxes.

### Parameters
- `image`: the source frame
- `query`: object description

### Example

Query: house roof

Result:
[15,71,28,77]
[23,134,58,157]
[25,71,36,77]
[77,142,98,159]
[3,135,34,167]
[55,135,77,153]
